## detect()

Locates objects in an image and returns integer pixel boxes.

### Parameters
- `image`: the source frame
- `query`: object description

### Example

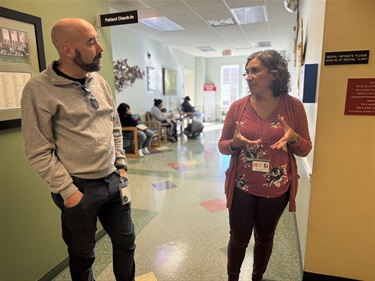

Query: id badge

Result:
[119,178,131,205]
[252,159,270,173]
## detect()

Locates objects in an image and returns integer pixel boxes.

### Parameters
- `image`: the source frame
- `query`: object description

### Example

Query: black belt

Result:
[71,171,116,184]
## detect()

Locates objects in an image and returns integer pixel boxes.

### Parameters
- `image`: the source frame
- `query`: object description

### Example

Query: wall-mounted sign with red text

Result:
[344,78,375,116]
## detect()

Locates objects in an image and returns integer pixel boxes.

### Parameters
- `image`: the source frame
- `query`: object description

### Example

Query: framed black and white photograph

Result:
[0,7,46,130]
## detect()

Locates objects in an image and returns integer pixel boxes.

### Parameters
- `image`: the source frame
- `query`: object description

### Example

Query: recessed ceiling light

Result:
[140,17,184,31]
[208,18,236,27]
[196,46,216,52]
[231,6,268,25]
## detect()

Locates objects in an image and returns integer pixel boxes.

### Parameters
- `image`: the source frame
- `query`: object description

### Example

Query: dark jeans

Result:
[227,187,289,281]
[51,171,135,281]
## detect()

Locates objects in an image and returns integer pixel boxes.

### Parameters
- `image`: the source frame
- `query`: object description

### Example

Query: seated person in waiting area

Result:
[181,96,204,123]
[151,99,178,142]
[117,103,154,157]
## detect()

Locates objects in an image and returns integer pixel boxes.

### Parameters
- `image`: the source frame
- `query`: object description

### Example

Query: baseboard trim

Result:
[37,229,107,281]
[303,271,360,281]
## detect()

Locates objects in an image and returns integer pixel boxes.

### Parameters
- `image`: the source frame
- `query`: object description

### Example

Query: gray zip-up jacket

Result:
[21,61,126,200]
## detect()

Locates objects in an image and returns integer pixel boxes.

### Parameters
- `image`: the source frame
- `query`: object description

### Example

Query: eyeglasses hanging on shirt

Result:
[79,85,99,110]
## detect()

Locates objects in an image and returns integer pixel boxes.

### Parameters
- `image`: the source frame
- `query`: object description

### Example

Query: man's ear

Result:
[61,42,74,58]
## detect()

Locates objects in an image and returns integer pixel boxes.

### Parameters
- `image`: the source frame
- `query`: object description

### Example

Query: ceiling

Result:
[108,0,297,58]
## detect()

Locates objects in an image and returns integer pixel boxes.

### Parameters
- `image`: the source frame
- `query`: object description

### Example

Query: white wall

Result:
[110,26,196,115]
[288,0,327,265]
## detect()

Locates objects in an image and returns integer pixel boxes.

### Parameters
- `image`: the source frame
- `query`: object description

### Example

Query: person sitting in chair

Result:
[181,96,203,123]
[151,99,177,142]
[117,103,154,157]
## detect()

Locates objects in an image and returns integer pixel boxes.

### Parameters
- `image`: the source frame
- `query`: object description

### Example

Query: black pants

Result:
[51,171,135,281]
[227,187,289,281]
[162,120,177,138]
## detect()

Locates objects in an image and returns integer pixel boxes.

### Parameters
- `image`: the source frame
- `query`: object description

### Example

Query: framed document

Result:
[146,66,156,91]
[0,7,46,130]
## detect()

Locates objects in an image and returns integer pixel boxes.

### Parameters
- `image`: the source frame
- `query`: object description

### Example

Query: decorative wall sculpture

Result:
[113,59,144,92]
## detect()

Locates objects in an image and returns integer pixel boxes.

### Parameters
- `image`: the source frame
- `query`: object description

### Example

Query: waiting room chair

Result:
[142,113,162,147]
[145,111,168,144]
[176,106,195,133]
[121,126,139,158]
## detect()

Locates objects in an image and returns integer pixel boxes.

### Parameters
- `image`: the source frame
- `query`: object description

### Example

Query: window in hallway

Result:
[220,65,239,108]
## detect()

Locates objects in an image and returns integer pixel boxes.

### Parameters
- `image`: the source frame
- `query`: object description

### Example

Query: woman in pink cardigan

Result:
[218,50,312,281]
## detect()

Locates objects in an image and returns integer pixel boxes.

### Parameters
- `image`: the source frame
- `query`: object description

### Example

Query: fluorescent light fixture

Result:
[208,18,236,27]
[231,6,268,25]
[140,17,184,31]
[196,46,216,52]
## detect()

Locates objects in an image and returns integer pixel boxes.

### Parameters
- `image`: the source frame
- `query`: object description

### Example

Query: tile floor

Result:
[53,123,302,281]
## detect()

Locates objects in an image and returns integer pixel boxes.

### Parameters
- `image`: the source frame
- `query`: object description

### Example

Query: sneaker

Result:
[138,149,145,157]
[142,147,150,154]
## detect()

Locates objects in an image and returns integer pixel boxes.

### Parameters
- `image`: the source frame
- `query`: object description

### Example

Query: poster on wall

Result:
[146,66,156,91]
[344,78,375,116]
[0,7,46,130]
[203,84,216,122]
[162,68,177,95]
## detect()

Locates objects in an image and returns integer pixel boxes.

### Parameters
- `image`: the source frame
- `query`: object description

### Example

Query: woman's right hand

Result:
[230,121,262,149]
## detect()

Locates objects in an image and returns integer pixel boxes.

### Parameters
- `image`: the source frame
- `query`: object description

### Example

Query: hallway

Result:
[53,124,302,281]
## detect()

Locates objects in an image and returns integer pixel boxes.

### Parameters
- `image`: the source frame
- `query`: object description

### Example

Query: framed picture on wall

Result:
[0,7,46,130]
[146,66,156,91]
[162,67,177,95]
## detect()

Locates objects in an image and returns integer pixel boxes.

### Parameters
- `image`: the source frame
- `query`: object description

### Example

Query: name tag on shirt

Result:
[252,160,270,173]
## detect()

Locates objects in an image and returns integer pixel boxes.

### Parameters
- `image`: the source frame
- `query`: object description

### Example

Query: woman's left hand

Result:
[271,116,299,149]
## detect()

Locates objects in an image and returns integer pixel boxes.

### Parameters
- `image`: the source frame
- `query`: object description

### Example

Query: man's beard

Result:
[73,49,102,72]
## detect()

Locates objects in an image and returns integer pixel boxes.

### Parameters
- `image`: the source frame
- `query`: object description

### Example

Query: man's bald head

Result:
[51,18,93,53]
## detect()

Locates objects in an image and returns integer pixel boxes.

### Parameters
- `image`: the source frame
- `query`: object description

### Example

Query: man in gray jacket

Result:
[21,18,135,281]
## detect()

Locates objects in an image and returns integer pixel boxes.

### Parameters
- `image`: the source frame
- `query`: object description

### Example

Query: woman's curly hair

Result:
[246,50,291,97]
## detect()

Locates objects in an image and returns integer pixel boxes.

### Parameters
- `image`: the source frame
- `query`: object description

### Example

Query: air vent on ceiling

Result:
[235,41,271,49]
[196,46,216,52]
[208,18,236,27]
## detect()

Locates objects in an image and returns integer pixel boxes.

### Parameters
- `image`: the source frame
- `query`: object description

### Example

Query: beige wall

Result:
[305,0,375,280]
[0,1,113,280]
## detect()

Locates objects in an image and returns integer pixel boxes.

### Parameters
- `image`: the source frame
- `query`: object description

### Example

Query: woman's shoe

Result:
[138,149,145,157]
[142,147,150,154]
[168,136,176,142]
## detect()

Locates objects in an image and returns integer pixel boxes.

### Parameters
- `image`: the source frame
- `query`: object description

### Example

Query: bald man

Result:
[21,18,135,281]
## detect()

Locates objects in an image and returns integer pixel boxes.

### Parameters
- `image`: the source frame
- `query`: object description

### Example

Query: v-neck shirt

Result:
[235,95,291,198]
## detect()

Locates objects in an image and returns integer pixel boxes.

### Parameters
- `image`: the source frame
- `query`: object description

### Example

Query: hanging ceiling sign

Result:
[324,50,369,65]
[96,10,138,27]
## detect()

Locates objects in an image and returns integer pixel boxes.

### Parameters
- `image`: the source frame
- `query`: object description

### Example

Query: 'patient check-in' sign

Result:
[96,10,138,27]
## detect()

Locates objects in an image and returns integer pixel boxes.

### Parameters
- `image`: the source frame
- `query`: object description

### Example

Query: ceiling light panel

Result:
[231,5,268,25]
[140,17,184,31]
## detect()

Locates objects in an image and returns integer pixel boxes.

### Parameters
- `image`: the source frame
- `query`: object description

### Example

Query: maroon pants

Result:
[227,187,289,281]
